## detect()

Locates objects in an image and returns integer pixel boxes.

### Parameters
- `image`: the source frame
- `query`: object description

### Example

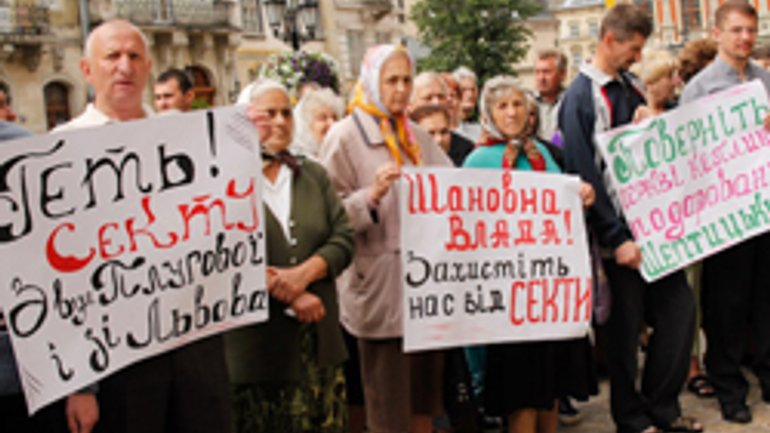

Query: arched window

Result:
[44,82,70,130]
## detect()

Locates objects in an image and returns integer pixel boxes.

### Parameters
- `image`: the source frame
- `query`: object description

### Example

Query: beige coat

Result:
[321,108,452,338]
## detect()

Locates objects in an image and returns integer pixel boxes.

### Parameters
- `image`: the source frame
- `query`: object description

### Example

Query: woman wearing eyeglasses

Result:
[225,79,355,433]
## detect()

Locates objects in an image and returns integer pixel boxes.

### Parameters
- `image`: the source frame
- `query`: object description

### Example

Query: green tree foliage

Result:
[411,0,543,83]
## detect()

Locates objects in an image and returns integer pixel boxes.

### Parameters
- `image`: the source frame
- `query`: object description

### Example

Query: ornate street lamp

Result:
[264,0,320,51]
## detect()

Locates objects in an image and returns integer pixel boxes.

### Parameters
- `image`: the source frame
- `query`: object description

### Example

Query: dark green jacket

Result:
[225,158,354,383]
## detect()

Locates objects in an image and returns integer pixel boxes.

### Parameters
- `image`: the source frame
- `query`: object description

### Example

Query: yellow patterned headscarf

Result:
[349,44,422,166]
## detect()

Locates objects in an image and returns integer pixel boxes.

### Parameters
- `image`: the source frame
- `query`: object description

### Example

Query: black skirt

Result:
[483,336,597,415]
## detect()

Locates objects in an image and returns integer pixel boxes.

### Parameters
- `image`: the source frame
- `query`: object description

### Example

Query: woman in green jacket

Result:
[225,79,355,433]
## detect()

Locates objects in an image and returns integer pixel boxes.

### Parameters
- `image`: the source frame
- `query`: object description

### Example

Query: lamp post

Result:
[264,0,320,51]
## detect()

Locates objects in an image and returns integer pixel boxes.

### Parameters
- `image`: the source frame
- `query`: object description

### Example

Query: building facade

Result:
[3,0,245,133]
[92,0,243,108]
[514,0,560,90]
[7,0,408,133]
[553,0,604,81]
[637,0,770,48]
[236,0,407,97]
[0,0,86,133]
[550,0,770,79]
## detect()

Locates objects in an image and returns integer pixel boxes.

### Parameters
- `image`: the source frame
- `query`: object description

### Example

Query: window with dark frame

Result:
[681,0,702,31]
[242,0,264,35]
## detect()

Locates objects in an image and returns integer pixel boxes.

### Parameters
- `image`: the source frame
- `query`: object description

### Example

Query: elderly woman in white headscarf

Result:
[292,88,345,157]
[225,79,354,432]
[463,75,595,433]
[321,44,452,433]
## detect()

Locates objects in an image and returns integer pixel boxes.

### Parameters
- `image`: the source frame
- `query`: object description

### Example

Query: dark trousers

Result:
[0,394,67,433]
[602,261,694,433]
[701,234,770,410]
[94,335,231,433]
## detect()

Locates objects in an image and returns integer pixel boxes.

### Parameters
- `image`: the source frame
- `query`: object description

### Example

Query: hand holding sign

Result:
[596,80,770,281]
[370,162,401,207]
[0,107,268,414]
[633,105,656,124]
[246,104,272,140]
[579,182,595,208]
[399,168,592,351]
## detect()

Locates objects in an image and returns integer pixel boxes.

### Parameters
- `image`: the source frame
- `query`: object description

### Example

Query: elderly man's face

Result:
[411,79,447,110]
[534,57,565,98]
[82,23,151,112]
[458,77,478,120]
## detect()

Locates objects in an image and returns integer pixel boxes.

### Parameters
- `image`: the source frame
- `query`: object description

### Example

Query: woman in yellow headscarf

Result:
[321,45,452,433]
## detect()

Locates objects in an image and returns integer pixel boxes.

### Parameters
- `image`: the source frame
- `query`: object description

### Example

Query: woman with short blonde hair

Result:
[631,49,681,122]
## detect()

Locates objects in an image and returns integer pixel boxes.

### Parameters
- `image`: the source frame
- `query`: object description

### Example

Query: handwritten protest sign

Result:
[596,80,770,282]
[0,107,267,413]
[400,168,592,352]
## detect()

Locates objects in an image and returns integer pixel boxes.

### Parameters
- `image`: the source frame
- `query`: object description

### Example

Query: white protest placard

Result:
[400,168,592,352]
[596,80,770,282]
[0,106,267,413]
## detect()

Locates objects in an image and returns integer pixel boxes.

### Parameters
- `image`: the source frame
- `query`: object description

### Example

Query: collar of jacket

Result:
[580,61,642,88]
[351,107,389,148]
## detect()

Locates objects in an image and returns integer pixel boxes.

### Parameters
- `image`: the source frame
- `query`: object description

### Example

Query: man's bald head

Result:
[80,20,152,120]
[84,20,149,60]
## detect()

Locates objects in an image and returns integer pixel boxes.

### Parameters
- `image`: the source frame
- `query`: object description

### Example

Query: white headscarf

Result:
[236,79,294,153]
[292,88,344,157]
[357,44,416,116]
[237,78,290,105]
[478,75,529,141]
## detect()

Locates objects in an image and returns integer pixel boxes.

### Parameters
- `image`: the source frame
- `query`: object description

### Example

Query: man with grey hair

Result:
[56,19,231,433]
[452,66,482,142]
[408,71,449,111]
[534,49,568,141]
[408,71,474,165]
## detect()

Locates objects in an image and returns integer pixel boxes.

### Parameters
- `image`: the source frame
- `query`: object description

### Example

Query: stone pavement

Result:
[564,376,770,433]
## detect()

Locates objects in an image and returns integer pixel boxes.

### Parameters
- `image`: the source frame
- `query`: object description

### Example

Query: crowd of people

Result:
[3,1,770,433]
